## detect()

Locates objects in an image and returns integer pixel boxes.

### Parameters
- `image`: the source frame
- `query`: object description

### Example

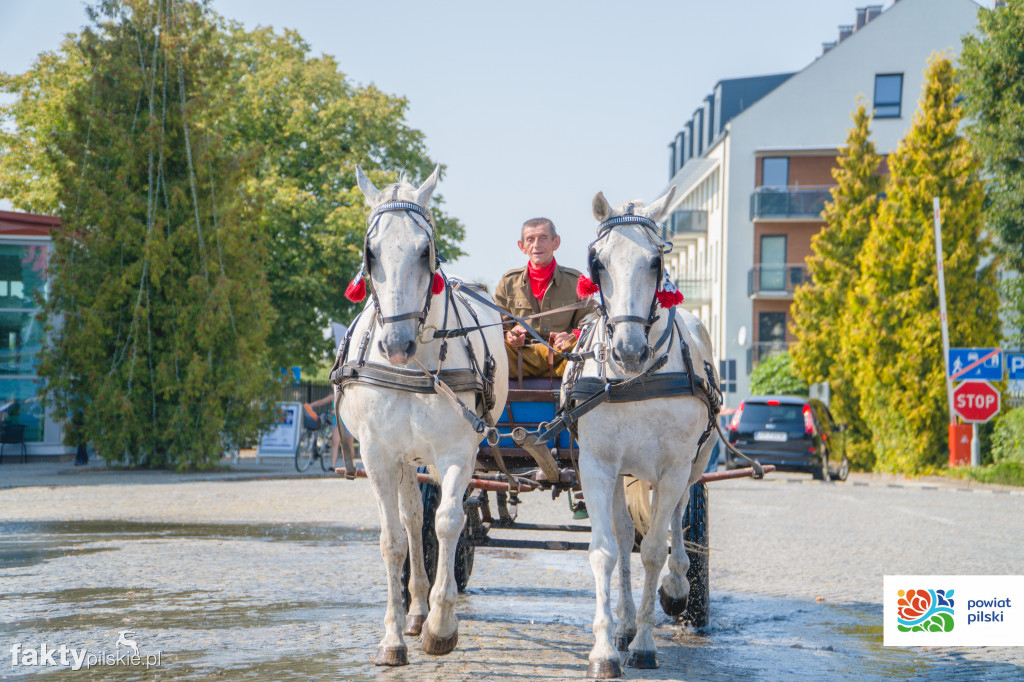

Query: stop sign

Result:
[952,380,1001,423]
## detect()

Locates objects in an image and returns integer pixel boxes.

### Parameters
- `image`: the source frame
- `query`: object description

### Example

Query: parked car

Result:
[725,395,849,481]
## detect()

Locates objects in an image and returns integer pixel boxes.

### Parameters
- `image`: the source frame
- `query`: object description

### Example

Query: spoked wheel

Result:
[624,476,711,628]
[833,455,850,482]
[317,429,332,471]
[295,430,316,472]
[401,477,475,610]
[683,481,710,627]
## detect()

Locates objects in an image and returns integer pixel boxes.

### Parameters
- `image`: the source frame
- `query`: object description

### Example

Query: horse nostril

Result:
[404,340,417,358]
[638,345,651,364]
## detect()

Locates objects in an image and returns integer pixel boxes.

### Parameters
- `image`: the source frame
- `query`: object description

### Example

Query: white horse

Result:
[339,166,508,666]
[570,188,719,678]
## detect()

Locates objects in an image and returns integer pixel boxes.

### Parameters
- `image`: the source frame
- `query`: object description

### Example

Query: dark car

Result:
[725,395,849,481]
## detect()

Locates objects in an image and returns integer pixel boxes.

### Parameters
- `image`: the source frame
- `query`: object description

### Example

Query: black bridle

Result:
[362,196,444,329]
[586,203,674,344]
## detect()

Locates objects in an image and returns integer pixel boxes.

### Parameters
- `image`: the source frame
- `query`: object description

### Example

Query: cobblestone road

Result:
[1,463,1022,680]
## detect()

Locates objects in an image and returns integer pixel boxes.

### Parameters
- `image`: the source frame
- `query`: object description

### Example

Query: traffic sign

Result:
[949,347,1001,380]
[952,380,1001,423]
[1007,352,1024,380]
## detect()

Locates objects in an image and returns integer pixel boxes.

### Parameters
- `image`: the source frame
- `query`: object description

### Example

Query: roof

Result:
[0,210,61,237]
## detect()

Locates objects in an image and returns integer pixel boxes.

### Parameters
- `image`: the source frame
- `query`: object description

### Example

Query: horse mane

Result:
[376,171,422,205]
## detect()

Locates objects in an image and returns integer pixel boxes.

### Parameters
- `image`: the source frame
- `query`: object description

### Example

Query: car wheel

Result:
[833,455,850,482]
[812,452,830,481]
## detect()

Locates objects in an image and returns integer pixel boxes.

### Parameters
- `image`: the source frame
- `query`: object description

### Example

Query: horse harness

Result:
[330,197,506,481]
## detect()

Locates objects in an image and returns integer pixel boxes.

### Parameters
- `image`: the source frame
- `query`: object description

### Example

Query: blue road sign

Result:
[1007,352,1024,380]
[949,347,1002,380]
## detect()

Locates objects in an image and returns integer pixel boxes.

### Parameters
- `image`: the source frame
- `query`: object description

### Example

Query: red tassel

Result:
[577,274,600,298]
[572,328,581,339]
[432,272,445,295]
[655,288,685,308]
[345,275,366,303]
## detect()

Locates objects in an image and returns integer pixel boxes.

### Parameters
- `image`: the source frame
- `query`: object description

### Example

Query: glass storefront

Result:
[0,243,49,442]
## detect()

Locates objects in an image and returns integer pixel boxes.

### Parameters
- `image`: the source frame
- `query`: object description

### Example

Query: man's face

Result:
[518,224,560,267]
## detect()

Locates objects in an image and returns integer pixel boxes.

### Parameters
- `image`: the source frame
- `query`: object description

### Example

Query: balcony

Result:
[747,341,790,374]
[673,278,712,305]
[660,209,708,239]
[749,186,831,220]
[747,264,809,298]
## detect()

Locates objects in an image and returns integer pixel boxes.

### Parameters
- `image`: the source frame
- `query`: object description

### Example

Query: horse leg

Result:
[626,482,685,669]
[421,459,472,655]
[659,497,691,617]
[365,459,410,666]
[398,465,429,636]
[580,459,623,679]
[612,475,637,652]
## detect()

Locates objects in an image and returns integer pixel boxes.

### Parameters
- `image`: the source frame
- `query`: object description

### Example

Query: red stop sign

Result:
[953,380,1001,423]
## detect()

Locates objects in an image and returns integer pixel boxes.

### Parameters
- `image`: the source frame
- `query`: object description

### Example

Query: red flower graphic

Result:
[897,589,932,622]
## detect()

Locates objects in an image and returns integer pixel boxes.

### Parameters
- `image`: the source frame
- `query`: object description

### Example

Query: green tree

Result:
[222,26,464,369]
[791,101,882,469]
[960,0,1024,347]
[750,353,808,396]
[1,0,277,468]
[0,3,465,375]
[850,56,999,474]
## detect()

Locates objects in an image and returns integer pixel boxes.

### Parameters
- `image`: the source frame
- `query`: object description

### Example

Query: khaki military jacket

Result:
[494,263,594,339]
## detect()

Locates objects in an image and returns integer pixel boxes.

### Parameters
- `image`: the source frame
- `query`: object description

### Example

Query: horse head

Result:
[589,187,676,373]
[355,165,442,366]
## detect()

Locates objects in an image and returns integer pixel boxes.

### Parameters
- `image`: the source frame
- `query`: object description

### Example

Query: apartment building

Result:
[659,0,981,407]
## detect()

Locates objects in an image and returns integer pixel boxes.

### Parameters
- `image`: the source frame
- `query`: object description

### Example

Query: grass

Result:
[943,459,1024,487]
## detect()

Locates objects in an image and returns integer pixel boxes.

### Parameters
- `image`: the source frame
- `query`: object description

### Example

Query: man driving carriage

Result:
[494,217,593,378]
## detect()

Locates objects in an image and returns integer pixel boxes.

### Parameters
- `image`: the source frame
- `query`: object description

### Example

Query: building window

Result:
[719,359,737,393]
[874,73,903,118]
[761,157,789,188]
[759,235,787,291]
[0,243,49,442]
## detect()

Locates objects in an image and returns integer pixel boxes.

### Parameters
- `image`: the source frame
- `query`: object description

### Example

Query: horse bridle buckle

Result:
[592,341,609,364]
[417,324,437,344]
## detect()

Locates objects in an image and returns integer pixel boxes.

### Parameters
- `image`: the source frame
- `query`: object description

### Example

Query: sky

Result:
[1,0,911,291]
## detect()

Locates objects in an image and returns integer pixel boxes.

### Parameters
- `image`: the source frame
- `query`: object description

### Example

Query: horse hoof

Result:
[587,658,622,679]
[404,614,426,636]
[421,625,458,655]
[614,632,636,652]
[625,649,658,669]
[659,585,688,618]
[373,645,408,666]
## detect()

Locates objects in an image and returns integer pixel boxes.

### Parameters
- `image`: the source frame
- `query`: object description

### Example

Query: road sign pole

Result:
[972,423,981,467]
[934,197,955,425]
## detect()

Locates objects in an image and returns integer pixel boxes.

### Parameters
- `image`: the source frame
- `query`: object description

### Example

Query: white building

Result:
[660,0,982,407]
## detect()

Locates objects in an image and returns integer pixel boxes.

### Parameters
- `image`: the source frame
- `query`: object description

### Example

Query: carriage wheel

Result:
[682,481,710,628]
[624,476,710,627]
[401,479,475,609]
[294,431,316,472]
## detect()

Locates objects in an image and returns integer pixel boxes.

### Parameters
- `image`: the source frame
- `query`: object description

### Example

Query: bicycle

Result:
[295,403,334,472]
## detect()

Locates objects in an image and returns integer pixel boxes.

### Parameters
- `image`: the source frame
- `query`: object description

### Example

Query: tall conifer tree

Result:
[792,101,882,468]
[850,56,999,473]
[14,0,277,467]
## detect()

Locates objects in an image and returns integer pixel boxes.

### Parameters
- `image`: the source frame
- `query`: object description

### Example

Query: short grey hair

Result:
[521,217,557,240]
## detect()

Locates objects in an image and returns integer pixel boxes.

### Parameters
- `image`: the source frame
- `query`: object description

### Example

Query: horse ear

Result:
[643,186,676,222]
[592,191,612,223]
[355,166,381,206]
[415,165,441,207]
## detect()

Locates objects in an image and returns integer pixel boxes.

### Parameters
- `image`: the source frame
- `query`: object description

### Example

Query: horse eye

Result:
[420,246,430,260]
[650,260,660,271]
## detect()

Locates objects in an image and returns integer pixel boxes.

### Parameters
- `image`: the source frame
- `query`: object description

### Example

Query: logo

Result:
[9,631,161,671]
[896,588,954,632]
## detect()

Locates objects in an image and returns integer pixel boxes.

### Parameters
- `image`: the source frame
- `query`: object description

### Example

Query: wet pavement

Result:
[1,465,1023,680]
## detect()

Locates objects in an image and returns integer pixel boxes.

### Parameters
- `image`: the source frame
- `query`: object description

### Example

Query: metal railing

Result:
[673,278,712,305]
[749,186,831,220]
[660,209,708,239]
[747,264,810,297]
[746,342,791,374]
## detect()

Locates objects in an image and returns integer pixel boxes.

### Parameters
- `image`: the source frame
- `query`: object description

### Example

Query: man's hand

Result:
[505,325,527,348]
[550,331,574,350]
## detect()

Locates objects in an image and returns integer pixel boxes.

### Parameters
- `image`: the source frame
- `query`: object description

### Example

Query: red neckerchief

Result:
[527,259,557,301]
